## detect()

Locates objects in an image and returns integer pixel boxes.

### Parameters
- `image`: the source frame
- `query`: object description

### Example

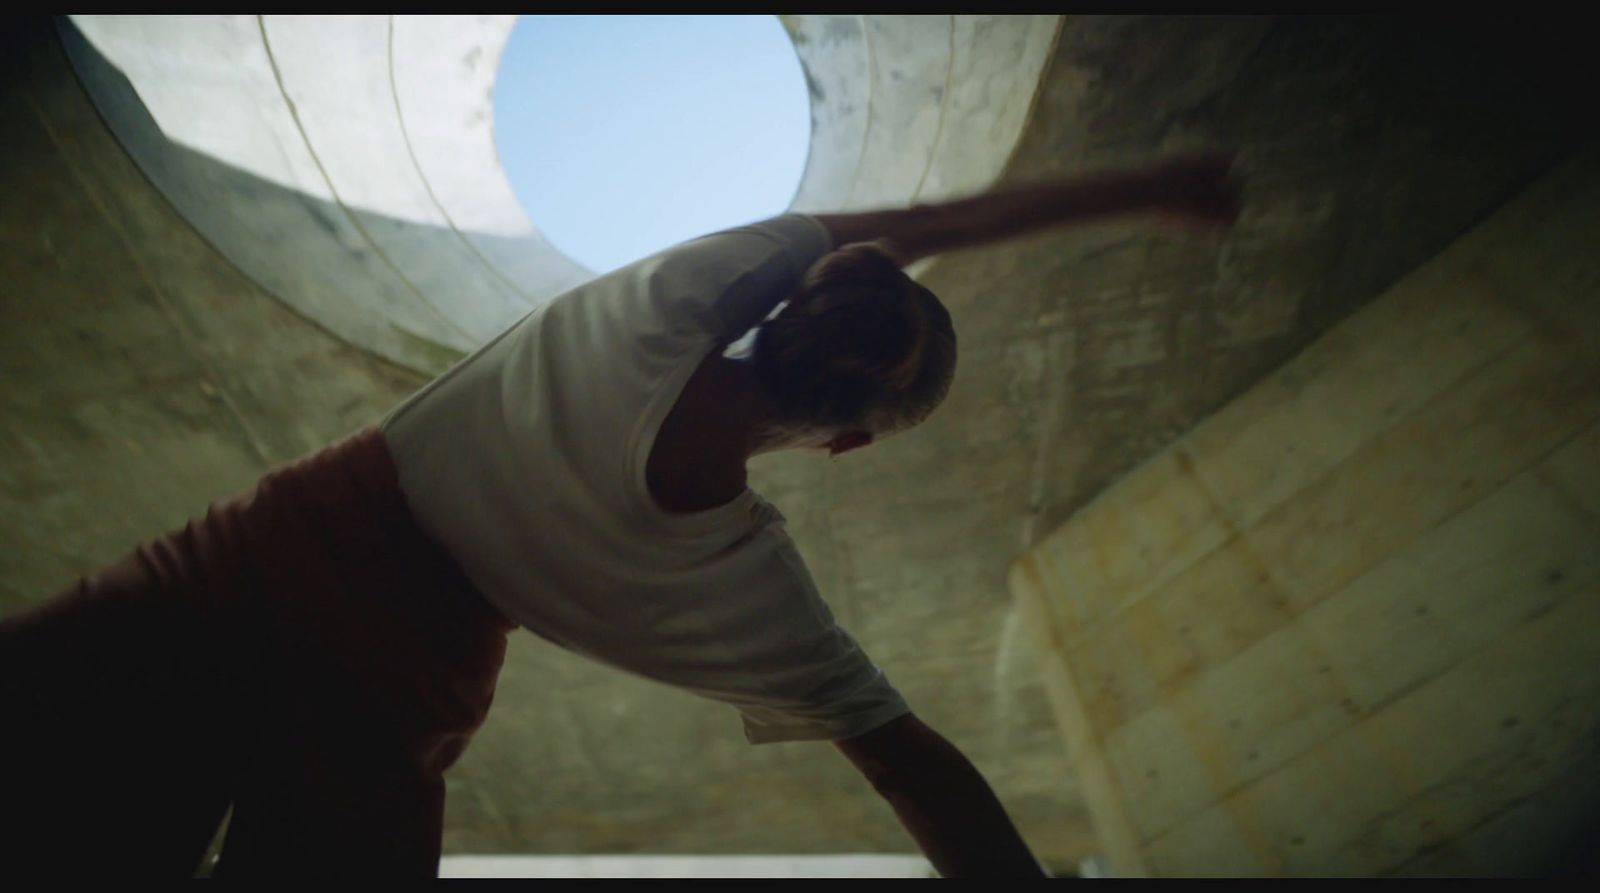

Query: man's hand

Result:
[1141,152,1243,236]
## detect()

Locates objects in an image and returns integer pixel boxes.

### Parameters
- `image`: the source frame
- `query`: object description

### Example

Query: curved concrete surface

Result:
[62,15,1060,374]
[12,14,1592,872]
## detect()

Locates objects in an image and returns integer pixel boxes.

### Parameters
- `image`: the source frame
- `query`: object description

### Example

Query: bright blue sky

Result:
[493,15,812,274]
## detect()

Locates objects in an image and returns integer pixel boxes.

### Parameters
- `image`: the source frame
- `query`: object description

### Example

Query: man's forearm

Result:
[814,153,1237,265]
[913,168,1162,258]
[873,739,1047,878]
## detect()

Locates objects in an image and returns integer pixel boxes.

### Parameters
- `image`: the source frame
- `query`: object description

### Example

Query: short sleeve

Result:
[736,630,913,745]
[725,528,911,745]
[645,214,834,341]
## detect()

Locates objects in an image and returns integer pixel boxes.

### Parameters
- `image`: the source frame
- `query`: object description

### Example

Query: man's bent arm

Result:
[835,713,1047,878]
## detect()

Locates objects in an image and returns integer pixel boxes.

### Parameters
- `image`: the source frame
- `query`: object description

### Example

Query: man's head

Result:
[749,242,957,455]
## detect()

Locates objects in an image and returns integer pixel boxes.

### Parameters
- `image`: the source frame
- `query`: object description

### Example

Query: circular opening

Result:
[493,15,812,274]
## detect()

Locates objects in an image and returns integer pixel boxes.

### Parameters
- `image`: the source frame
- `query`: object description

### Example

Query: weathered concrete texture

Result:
[0,21,426,609]
[926,15,1596,545]
[744,15,1594,869]
[2,14,1596,872]
[782,15,1058,213]
[1012,148,1600,876]
[57,18,567,374]
[65,15,1058,370]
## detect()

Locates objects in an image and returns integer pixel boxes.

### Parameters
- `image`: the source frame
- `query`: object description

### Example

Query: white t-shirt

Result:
[381,215,911,744]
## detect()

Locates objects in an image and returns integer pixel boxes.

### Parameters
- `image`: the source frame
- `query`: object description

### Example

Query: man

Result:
[0,153,1239,877]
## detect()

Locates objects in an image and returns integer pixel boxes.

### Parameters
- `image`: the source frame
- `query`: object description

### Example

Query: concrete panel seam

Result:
[843,14,876,208]
[908,16,955,204]
[385,15,539,312]
[255,15,476,348]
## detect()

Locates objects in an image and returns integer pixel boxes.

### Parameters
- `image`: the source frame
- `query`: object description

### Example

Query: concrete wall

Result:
[62,15,1059,372]
[0,20,426,610]
[5,14,1594,870]
[1010,148,1600,877]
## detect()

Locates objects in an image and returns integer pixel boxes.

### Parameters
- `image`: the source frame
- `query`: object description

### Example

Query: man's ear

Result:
[828,430,874,456]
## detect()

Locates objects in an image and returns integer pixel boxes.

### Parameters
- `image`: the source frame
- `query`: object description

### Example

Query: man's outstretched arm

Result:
[835,713,1048,878]
[814,152,1241,266]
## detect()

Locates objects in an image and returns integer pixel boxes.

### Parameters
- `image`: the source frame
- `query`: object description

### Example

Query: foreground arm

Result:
[835,713,1047,878]
[814,153,1241,265]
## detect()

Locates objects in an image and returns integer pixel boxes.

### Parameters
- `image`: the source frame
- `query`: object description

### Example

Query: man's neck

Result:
[646,354,770,514]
